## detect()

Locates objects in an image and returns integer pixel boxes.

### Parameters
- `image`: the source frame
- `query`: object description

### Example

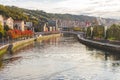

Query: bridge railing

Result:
[60,31,84,35]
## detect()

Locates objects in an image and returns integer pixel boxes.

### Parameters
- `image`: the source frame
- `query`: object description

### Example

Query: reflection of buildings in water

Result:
[42,36,60,45]
[51,37,60,45]
[38,36,61,49]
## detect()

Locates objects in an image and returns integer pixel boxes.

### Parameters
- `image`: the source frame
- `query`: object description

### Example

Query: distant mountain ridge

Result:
[0,4,119,26]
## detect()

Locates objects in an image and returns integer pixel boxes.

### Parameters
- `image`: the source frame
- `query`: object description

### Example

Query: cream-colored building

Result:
[43,23,47,32]
[0,15,4,26]
[4,17,14,29]
[14,20,25,31]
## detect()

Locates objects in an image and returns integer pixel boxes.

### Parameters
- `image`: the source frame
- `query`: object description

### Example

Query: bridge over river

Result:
[0,32,120,80]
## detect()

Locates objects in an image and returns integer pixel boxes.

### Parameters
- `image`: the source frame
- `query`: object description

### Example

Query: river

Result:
[0,35,120,80]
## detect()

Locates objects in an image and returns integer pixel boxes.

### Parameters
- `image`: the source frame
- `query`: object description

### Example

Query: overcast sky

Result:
[0,0,120,19]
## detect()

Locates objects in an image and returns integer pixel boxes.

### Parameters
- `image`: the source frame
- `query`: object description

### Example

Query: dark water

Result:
[0,35,120,80]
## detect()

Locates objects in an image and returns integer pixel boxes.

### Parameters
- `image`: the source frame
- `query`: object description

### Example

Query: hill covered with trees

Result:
[0,4,119,28]
[0,4,97,26]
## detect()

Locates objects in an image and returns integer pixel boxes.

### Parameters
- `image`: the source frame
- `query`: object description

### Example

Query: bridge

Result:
[35,31,84,37]
[60,31,84,35]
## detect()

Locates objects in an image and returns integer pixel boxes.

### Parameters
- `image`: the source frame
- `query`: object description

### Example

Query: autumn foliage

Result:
[7,29,33,39]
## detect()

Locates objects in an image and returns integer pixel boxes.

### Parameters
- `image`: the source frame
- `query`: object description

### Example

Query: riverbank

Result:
[77,35,120,53]
[0,33,61,57]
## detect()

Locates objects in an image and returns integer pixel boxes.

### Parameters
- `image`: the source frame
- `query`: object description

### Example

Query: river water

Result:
[0,35,120,80]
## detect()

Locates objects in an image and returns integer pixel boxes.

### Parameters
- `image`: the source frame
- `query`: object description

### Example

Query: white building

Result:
[4,17,14,29]
[14,20,25,31]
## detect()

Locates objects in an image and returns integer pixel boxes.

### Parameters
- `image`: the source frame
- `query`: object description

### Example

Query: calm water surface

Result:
[0,35,120,80]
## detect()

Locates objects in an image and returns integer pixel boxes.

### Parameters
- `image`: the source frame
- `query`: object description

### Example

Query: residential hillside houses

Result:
[47,20,57,31]
[4,17,14,29]
[58,19,91,28]
[38,20,59,32]
[0,15,59,32]
[57,18,120,29]
[0,15,32,31]
[57,19,93,31]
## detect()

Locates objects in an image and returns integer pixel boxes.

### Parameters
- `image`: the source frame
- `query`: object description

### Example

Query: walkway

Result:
[77,34,120,52]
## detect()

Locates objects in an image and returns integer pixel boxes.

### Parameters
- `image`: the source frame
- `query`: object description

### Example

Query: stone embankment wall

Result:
[77,35,120,53]
[0,34,61,57]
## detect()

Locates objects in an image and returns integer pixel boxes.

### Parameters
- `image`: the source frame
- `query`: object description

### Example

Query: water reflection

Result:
[0,35,120,80]
[86,46,120,61]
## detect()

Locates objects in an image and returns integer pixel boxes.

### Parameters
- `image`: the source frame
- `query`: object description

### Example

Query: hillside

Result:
[0,5,96,24]
[0,4,118,27]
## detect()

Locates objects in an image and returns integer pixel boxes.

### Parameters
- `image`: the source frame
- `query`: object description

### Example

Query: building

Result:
[14,20,25,31]
[4,17,14,29]
[34,20,59,32]
[47,20,58,31]
[0,15,4,26]
[25,22,33,28]
[43,23,48,32]
[25,22,33,30]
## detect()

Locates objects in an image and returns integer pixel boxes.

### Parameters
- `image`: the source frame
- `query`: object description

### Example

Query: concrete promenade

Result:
[77,34,120,53]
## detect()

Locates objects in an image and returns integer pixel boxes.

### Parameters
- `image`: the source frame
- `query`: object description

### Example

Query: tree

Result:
[86,27,91,37]
[0,23,5,39]
[4,25,10,31]
[93,25,104,38]
[107,24,120,40]
[0,32,2,39]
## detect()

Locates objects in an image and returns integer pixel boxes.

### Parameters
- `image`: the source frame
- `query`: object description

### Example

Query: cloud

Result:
[0,0,120,19]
